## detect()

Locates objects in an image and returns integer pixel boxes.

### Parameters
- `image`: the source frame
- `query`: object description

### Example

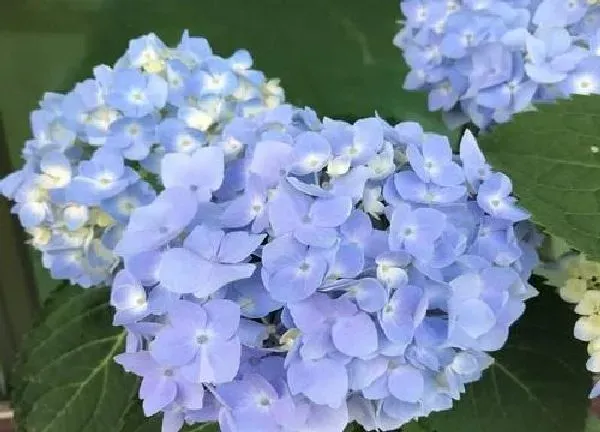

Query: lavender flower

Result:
[394,0,600,129]
[111,105,539,431]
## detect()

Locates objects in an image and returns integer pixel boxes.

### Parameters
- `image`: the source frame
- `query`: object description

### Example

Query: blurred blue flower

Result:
[394,0,600,128]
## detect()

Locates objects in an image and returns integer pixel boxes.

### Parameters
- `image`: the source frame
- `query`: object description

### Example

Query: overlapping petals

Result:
[0,31,284,286]
[394,0,600,129]
[112,105,540,432]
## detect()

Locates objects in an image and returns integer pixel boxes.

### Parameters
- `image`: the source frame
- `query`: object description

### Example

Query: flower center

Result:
[298,261,311,272]
[127,124,141,136]
[130,90,146,103]
[98,175,113,186]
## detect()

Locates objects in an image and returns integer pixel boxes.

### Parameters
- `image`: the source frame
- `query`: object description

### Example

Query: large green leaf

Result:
[479,95,600,259]
[428,281,589,432]
[11,285,136,432]
[401,422,429,432]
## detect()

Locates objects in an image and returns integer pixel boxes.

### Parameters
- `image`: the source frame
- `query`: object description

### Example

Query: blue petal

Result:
[159,248,214,294]
[151,327,197,367]
[204,299,241,339]
[218,231,265,263]
[287,358,348,408]
[310,196,353,228]
[331,313,378,358]
[388,365,425,403]
[351,278,387,312]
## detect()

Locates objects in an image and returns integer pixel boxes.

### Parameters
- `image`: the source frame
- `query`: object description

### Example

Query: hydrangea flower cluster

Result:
[112,104,541,432]
[394,0,600,129]
[0,32,284,287]
[539,251,600,398]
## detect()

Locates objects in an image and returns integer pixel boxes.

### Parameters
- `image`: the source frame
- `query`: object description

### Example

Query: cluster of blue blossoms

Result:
[394,0,600,128]
[0,29,544,432]
[0,32,284,287]
[112,103,541,431]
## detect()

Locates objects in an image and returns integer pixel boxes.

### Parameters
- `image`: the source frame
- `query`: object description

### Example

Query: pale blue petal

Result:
[141,376,178,416]
[287,358,348,408]
[218,231,265,263]
[351,278,387,312]
[332,313,378,358]
[310,196,353,228]
[184,225,224,260]
[159,248,213,294]
[151,327,197,366]
[204,299,241,339]
[388,365,425,403]
[294,225,339,248]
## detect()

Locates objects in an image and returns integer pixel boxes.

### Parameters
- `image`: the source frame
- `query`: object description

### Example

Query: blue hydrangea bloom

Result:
[0,31,284,287]
[394,0,600,129]
[110,105,539,432]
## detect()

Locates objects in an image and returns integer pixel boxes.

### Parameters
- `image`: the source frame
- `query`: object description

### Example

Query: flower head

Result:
[395,0,600,129]
[109,105,537,432]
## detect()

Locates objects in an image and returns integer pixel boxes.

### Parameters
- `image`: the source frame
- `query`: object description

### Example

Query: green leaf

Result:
[479,95,600,259]
[11,285,136,432]
[402,422,429,432]
[344,421,426,432]
[118,400,162,432]
[585,415,600,432]
[429,281,589,432]
[344,423,363,432]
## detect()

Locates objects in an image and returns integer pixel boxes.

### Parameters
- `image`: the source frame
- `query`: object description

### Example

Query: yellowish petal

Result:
[588,338,600,355]
[588,352,600,373]
[575,316,600,341]
[575,290,600,315]
[559,278,587,304]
